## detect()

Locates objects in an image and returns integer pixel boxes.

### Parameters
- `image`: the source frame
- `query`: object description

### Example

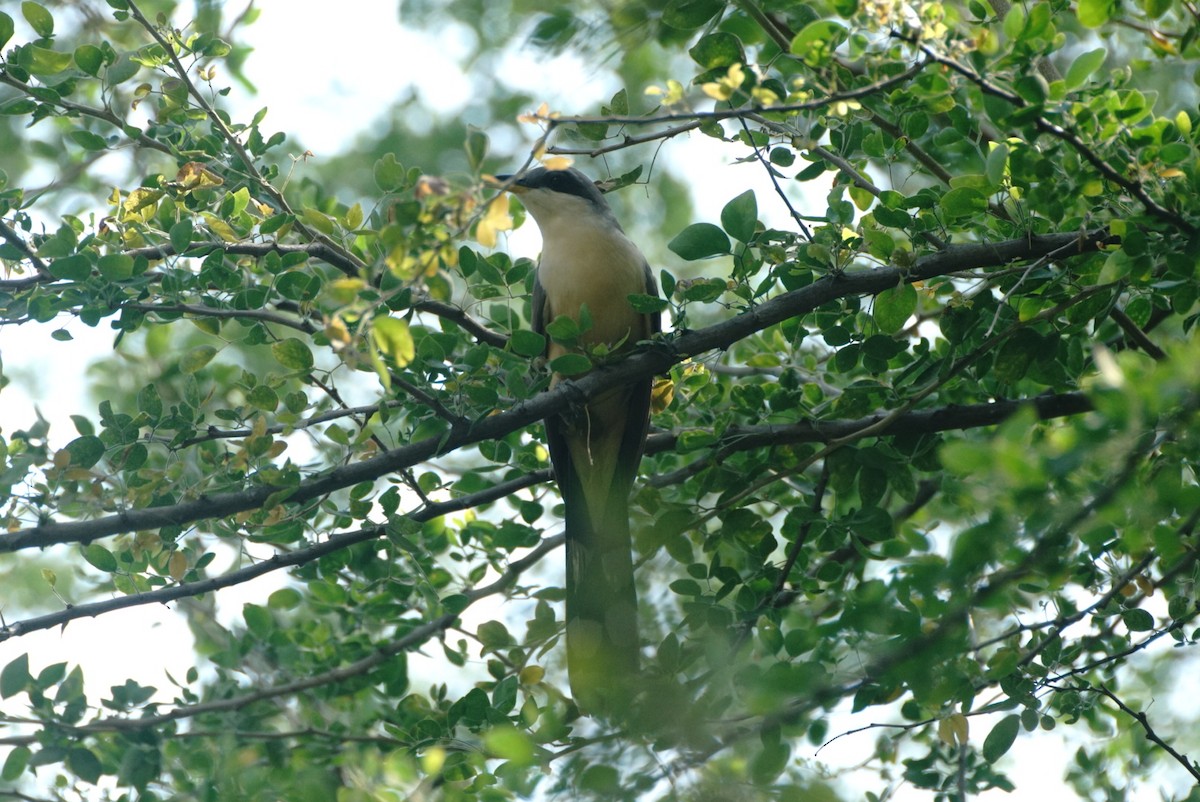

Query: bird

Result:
[495,166,660,712]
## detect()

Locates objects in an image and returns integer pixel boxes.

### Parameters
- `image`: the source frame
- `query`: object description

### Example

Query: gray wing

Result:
[532,269,549,342]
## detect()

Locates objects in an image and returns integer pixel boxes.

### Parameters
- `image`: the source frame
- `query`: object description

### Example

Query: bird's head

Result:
[492,167,618,231]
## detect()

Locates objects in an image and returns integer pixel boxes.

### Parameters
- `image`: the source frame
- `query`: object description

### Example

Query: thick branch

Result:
[647,392,1093,486]
[0,230,1110,553]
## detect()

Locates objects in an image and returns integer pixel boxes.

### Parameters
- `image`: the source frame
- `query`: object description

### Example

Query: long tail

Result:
[547,380,650,712]
[562,464,639,711]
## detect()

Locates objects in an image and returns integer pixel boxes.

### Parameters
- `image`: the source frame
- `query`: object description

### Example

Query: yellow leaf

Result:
[325,315,351,346]
[651,377,675,414]
[519,665,545,685]
[201,212,241,242]
[168,551,187,581]
[542,155,573,171]
[345,202,364,230]
[327,277,365,305]
[122,187,163,222]
[475,196,513,248]
[174,161,224,191]
[373,315,415,367]
[701,81,733,101]
[646,79,685,106]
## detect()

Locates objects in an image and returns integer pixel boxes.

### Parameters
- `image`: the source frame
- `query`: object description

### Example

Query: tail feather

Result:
[547,379,650,713]
[562,467,639,710]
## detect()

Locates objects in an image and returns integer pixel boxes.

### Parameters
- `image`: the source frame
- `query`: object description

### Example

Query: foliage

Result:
[1,0,1200,800]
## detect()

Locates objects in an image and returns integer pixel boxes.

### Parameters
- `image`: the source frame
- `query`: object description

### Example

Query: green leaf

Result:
[0,654,29,699]
[790,20,848,63]
[1076,0,1113,27]
[510,329,546,357]
[0,13,15,50]
[670,578,702,595]
[544,315,581,342]
[1122,608,1154,631]
[21,1,53,37]
[137,383,162,419]
[68,129,109,151]
[628,293,669,315]
[721,189,758,242]
[180,345,218,374]
[1065,47,1106,90]
[83,543,119,572]
[982,714,1021,762]
[548,353,591,375]
[751,741,790,785]
[688,32,744,69]
[669,223,731,260]
[985,143,1009,187]
[940,186,988,219]
[65,435,105,468]
[373,316,415,366]
[579,764,621,794]
[1,746,30,781]
[477,620,512,649]
[19,44,73,75]
[374,153,405,192]
[73,44,104,75]
[268,588,302,609]
[169,218,193,253]
[993,329,1042,383]
[484,725,535,764]
[662,0,723,30]
[272,338,314,371]
[97,253,133,280]
[247,384,279,411]
[680,277,728,303]
[873,283,917,334]
[243,604,273,637]
[49,253,92,281]
[464,126,489,172]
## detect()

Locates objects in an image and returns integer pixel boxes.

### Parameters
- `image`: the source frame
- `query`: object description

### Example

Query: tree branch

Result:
[910,38,1196,234]
[0,470,552,643]
[1087,684,1200,782]
[539,59,930,132]
[0,230,1111,553]
[124,0,366,276]
[0,532,565,744]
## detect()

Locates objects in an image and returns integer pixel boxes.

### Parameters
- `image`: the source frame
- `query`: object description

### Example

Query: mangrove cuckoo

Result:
[498,167,660,711]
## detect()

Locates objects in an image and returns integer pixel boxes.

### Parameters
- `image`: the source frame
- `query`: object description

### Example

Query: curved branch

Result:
[911,39,1195,235]
[539,59,930,131]
[131,302,317,334]
[0,530,564,745]
[0,72,173,157]
[0,230,1111,554]
[124,0,366,276]
[1079,684,1200,783]
[0,469,552,643]
[411,296,510,348]
[646,392,1093,486]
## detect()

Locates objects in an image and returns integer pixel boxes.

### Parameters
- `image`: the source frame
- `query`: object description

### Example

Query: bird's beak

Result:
[485,174,527,194]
